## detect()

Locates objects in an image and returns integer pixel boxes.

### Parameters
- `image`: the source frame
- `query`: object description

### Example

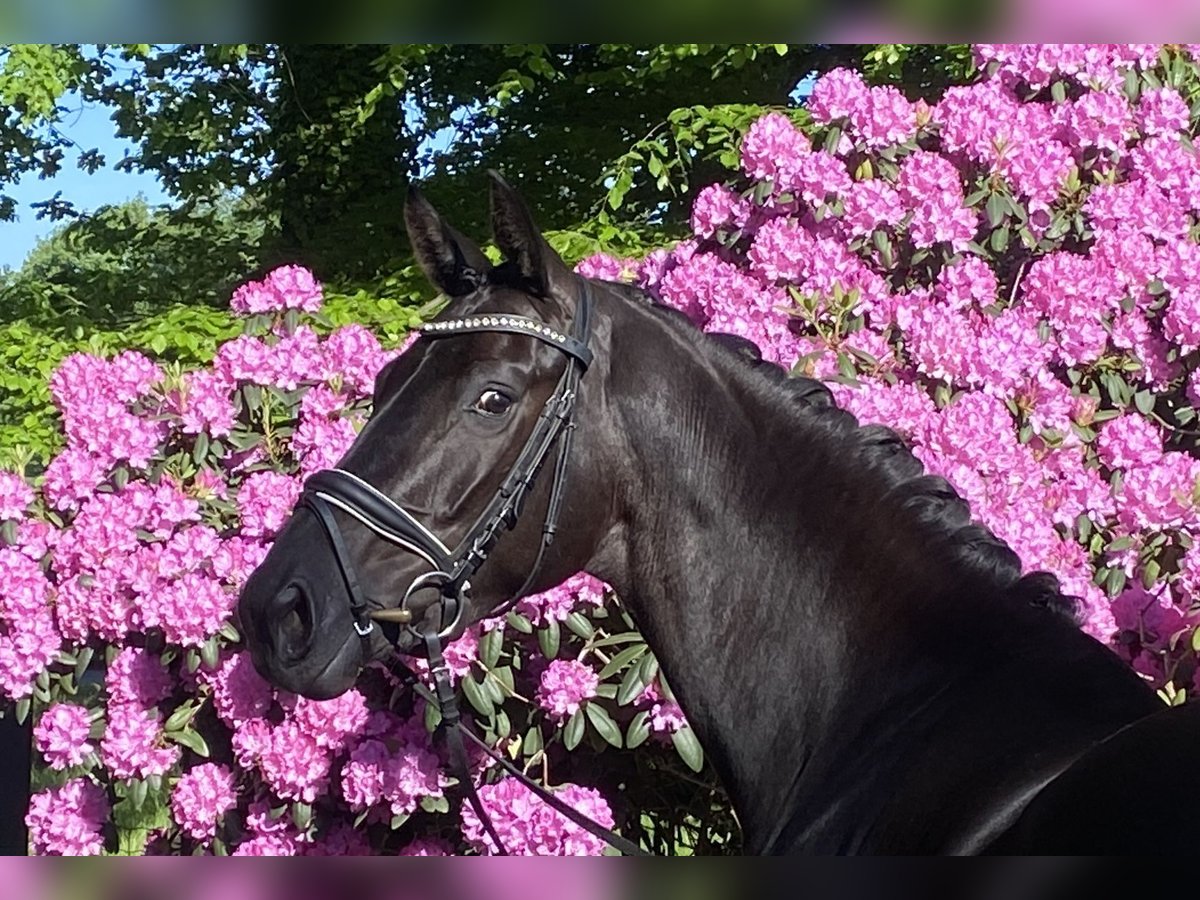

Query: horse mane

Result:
[597,278,1082,627]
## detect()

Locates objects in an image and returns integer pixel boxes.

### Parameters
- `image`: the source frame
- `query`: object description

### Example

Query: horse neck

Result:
[586,302,1159,853]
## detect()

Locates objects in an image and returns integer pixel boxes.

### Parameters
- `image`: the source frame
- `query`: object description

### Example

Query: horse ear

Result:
[488,170,574,300]
[404,186,490,298]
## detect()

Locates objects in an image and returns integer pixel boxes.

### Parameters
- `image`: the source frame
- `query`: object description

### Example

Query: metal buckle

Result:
[402,570,469,640]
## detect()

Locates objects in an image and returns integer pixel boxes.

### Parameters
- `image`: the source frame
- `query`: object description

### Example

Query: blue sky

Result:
[0,95,168,270]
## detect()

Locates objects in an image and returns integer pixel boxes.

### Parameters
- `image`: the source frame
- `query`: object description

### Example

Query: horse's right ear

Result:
[404,186,491,297]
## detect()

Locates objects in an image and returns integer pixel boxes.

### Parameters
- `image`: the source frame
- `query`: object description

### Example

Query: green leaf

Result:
[291,801,312,831]
[598,642,647,680]
[479,628,503,669]
[424,699,442,732]
[200,636,220,670]
[128,778,149,810]
[506,611,534,634]
[419,794,450,814]
[671,726,705,773]
[564,612,594,640]
[585,701,623,748]
[523,725,543,758]
[626,711,651,750]
[985,192,1007,228]
[564,708,585,751]
[461,674,495,718]
[537,619,561,660]
[1142,558,1161,589]
[163,701,198,733]
[1134,391,1155,416]
[617,663,647,706]
[169,727,210,757]
[192,431,210,465]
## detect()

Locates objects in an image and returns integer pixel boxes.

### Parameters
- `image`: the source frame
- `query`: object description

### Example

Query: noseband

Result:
[298,281,594,649]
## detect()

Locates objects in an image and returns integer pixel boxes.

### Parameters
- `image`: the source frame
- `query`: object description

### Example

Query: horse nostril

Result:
[272,585,316,663]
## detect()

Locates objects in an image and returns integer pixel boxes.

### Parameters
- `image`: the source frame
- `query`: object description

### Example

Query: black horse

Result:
[238,174,1200,855]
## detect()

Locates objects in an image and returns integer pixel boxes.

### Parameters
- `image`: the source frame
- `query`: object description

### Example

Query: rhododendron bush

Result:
[9,42,1200,855]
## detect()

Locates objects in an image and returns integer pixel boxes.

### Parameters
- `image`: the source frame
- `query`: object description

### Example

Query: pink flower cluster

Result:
[536,659,600,719]
[171,763,239,843]
[460,778,615,855]
[33,703,94,770]
[231,265,324,315]
[581,45,1200,658]
[25,778,109,855]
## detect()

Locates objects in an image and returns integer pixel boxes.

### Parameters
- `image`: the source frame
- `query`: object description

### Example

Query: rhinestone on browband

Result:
[421,316,569,346]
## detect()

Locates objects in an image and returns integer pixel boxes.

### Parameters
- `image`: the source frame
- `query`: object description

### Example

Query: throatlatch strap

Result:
[424,630,509,855]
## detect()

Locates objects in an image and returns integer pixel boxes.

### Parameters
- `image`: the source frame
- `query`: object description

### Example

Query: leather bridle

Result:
[294,282,649,856]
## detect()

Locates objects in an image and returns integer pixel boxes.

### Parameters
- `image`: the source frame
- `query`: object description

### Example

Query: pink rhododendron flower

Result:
[536,659,599,719]
[34,703,95,770]
[171,763,239,843]
[460,778,615,856]
[26,778,109,855]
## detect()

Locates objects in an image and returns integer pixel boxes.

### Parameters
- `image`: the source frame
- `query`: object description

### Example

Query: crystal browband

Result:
[420,315,593,368]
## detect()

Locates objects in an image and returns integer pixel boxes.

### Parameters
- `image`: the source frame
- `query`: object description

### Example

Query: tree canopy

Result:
[0,43,973,284]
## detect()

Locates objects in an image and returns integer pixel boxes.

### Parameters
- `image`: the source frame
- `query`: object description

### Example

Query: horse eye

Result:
[474,389,513,417]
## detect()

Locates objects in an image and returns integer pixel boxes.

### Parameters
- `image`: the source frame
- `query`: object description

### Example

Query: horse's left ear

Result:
[488,170,575,304]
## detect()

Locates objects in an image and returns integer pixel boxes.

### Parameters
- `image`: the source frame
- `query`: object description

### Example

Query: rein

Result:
[297,282,649,856]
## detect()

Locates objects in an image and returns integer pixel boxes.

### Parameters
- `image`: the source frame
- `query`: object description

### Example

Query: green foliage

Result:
[601,103,810,222]
[0,198,270,329]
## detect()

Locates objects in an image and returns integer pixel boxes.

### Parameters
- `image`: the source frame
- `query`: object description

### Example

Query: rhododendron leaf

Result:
[617,663,647,707]
[184,649,200,674]
[822,126,842,155]
[1134,391,1156,416]
[595,685,618,700]
[586,702,623,749]
[537,619,561,660]
[200,637,220,670]
[1142,559,1161,589]
[1050,80,1067,103]
[523,725,543,758]
[637,651,659,687]
[482,672,505,707]
[599,643,648,680]
[168,727,209,758]
[564,709,585,751]
[989,226,1010,253]
[672,726,705,773]
[192,432,209,465]
[14,698,29,725]
[420,795,450,814]
[626,712,651,750]
[291,801,312,831]
[494,708,512,741]
[72,646,95,682]
[424,699,442,732]
[461,674,494,718]
[592,631,644,649]
[985,193,1007,228]
[128,778,149,810]
[565,612,594,640]
[493,666,515,696]
[479,628,503,669]
[390,812,410,830]
[164,701,199,733]
[506,611,534,634]
[218,621,240,643]
[1107,569,1127,597]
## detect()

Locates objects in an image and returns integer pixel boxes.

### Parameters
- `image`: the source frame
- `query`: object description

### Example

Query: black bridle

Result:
[296,282,648,856]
